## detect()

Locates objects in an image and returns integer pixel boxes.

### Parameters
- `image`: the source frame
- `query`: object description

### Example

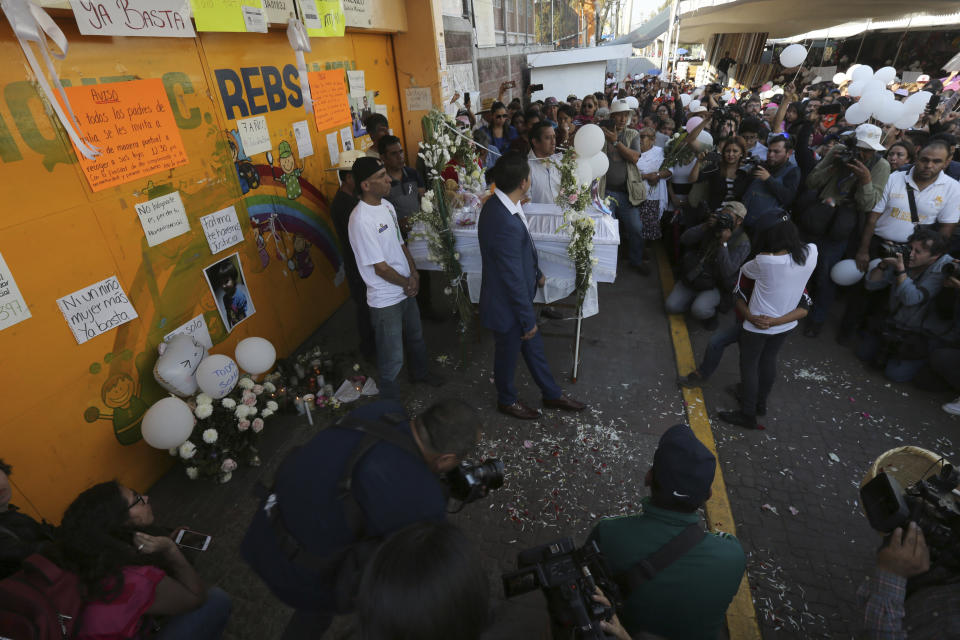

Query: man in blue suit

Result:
[478,151,586,419]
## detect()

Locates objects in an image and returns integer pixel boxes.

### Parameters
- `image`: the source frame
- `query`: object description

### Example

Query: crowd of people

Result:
[3,66,960,640]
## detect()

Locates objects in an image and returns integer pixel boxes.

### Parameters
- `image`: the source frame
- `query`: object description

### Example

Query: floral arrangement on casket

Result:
[553,146,598,314]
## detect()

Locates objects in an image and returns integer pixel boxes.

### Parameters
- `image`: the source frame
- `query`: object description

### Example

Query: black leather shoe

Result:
[497,401,540,420]
[542,394,586,411]
[718,410,760,429]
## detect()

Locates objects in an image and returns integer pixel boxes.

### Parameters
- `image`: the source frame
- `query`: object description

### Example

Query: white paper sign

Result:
[242,5,269,32]
[374,104,388,118]
[405,87,432,111]
[438,43,447,71]
[0,252,31,331]
[342,0,373,27]
[200,205,244,255]
[68,0,196,37]
[135,192,190,247]
[264,0,296,22]
[293,120,314,158]
[236,115,272,156]
[164,313,214,350]
[340,126,354,152]
[347,70,366,98]
[296,0,322,29]
[57,276,138,345]
[326,131,339,164]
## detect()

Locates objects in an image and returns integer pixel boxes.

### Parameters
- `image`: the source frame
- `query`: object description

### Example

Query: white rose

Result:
[235,405,250,419]
[421,199,433,214]
[185,467,199,480]
[178,441,197,459]
[168,447,179,457]
[453,252,461,260]
[196,393,213,406]
[443,287,453,295]
[261,409,274,418]
[221,397,237,409]
[202,428,218,444]
[237,377,255,390]
[266,401,279,411]
[194,404,213,419]
[247,406,258,416]
[219,472,232,484]
[263,382,276,393]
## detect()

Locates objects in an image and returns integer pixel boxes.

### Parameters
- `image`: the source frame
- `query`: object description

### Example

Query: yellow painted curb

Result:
[655,245,763,640]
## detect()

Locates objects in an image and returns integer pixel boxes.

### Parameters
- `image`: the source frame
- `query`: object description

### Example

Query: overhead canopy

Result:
[675,0,960,43]
[603,6,671,50]
[768,11,960,42]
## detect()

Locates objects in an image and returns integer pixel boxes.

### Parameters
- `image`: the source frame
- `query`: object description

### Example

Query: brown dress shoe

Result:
[497,401,540,420]
[542,394,586,411]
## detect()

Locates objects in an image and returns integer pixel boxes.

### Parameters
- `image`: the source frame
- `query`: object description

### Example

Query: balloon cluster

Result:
[572,124,609,184]
[830,258,883,287]
[142,336,277,450]
[838,65,928,129]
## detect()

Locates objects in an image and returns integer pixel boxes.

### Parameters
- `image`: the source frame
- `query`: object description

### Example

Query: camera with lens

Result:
[444,458,504,504]
[861,465,960,574]
[878,240,911,264]
[713,210,736,232]
[503,538,622,639]
[833,131,860,164]
[942,262,959,278]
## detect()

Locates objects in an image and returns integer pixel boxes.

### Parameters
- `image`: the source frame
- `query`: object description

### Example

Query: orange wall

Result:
[0,16,413,522]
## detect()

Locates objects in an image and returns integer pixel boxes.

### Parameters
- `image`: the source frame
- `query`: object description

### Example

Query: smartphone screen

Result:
[175,529,212,551]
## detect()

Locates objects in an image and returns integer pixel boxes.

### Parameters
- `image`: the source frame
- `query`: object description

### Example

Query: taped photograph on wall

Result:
[203,252,255,333]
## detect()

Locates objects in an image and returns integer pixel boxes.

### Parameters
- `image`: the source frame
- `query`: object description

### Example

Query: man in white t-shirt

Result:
[347,157,443,400]
[527,122,561,204]
[855,140,960,264]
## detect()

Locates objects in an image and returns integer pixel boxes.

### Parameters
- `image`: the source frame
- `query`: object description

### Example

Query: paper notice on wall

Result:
[263,0,296,22]
[236,115,272,156]
[65,79,188,192]
[200,205,244,255]
[292,120,314,158]
[326,132,339,165]
[135,192,190,247]
[342,0,372,27]
[164,313,214,349]
[69,0,195,37]
[300,0,346,37]
[438,43,447,70]
[374,104,388,118]
[57,276,139,345]
[0,252,31,331]
[405,87,432,112]
[347,70,365,98]
[308,70,352,132]
[340,126,354,152]
[189,0,268,32]
[241,4,269,32]
[473,0,496,48]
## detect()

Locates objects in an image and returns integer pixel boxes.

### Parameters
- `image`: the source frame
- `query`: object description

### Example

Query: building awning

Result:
[768,12,960,43]
[603,7,671,50]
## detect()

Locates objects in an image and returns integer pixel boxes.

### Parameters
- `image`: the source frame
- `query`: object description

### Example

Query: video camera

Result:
[502,538,622,639]
[444,458,504,504]
[861,465,960,572]
[877,240,911,264]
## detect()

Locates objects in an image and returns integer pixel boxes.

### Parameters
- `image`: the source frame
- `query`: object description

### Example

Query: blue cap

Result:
[653,425,716,508]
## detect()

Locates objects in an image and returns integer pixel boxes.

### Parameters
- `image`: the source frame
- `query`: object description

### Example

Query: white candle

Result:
[302,394,314,426]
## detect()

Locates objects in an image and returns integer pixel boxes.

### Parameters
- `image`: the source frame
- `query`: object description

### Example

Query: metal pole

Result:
[854,19,871,63]
[551,0,554,45]
[572,313,582,381]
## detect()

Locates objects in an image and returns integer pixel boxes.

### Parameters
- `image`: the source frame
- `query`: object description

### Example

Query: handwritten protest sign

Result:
[189,0,266,32]
[347,70,365,98]
[236,115,272,156]
[405,87,432,111]
[68,0,196,37]
[57,276,138,345]
[308,70,352,133]
[200,205,244,255]
[65,79,188,192]
[293,120,314,158]
[135,191,190,247]
[299,0,345,37]
[0,252,31,331]
[164,313,214,349]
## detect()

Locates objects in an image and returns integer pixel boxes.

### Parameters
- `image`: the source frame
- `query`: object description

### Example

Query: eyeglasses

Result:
[128,490,145,509]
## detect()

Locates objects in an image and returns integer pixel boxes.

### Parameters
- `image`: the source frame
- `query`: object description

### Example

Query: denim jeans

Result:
[855,331,929,383]
[369,296,429,399]
[607,190,644,265]
[157,587,231,640]
[739,329,790,416]
[665,282,722,320]
[809,238,848,325]
[698,319,741,379]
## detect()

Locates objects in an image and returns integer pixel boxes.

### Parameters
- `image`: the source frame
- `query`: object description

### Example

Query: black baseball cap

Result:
[352,156,384,185]
[652,424,716,508]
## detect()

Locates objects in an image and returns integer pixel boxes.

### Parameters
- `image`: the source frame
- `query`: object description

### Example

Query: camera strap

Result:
[613,522,705,595]
[906,184,921,227]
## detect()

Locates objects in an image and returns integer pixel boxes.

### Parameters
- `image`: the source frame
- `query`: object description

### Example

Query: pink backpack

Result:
[0,553,84,639]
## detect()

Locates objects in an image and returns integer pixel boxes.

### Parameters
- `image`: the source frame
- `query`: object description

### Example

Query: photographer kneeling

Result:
[856,229,953,382]
[666,201,751,329]
[241,398,484,639]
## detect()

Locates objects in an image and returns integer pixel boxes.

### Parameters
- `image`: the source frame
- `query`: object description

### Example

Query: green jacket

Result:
[587,498,745,639]
[805,146,890,213]
[599,127,647,206]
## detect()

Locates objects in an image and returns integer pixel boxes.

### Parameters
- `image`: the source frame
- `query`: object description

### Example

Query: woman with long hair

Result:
[573,95,598,127]
[690,136,752,216]
[886,139,915,172]
[480,101,518,157]
[719,216,818,429]
[52,481,230,640]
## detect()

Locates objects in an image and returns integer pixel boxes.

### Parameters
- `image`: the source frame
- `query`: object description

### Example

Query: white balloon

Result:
[830,259,865,286]
[875,98,905,125]
[893,111,920,130]
[141,397,195,449]
[574,124,605,158]
[874,66,897,85]
[153,334,207,397]
[847,80,865,97]
[689,99,701,110]
[588,152,609,180]
[865,258,882,278]
[832,72,848,85]
[679,93,692,107]
[696,130,714,147]
[905,90,932,108]
[779,44,807,68]
[195,354,239,399]
[574,156,594,185]
[235,337,276,375]
[623,96,639,109]
[851,65,874,83]
[847,64,863,78]
[844,102,869,125]
[860,79,885,98]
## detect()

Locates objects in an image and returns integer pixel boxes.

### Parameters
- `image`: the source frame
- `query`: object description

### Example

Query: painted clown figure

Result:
[276,140,303,200]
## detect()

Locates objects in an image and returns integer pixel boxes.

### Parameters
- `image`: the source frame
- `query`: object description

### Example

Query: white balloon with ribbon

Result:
[153,334,207,397]
[588,152,609,180]
[573,124,605,158]
[830,259,865,286]
[195,354,240,399]
[235,337,277,375]
[779,44,807,68]
[141,397,195,450]
[574,156,594,186]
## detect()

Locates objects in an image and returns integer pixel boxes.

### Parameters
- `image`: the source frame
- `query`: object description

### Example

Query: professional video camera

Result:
[444,458,504,504]
[877,240,912,264]
[861,465,960,572]
[833,131,860,164]
[502,538,622,639]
